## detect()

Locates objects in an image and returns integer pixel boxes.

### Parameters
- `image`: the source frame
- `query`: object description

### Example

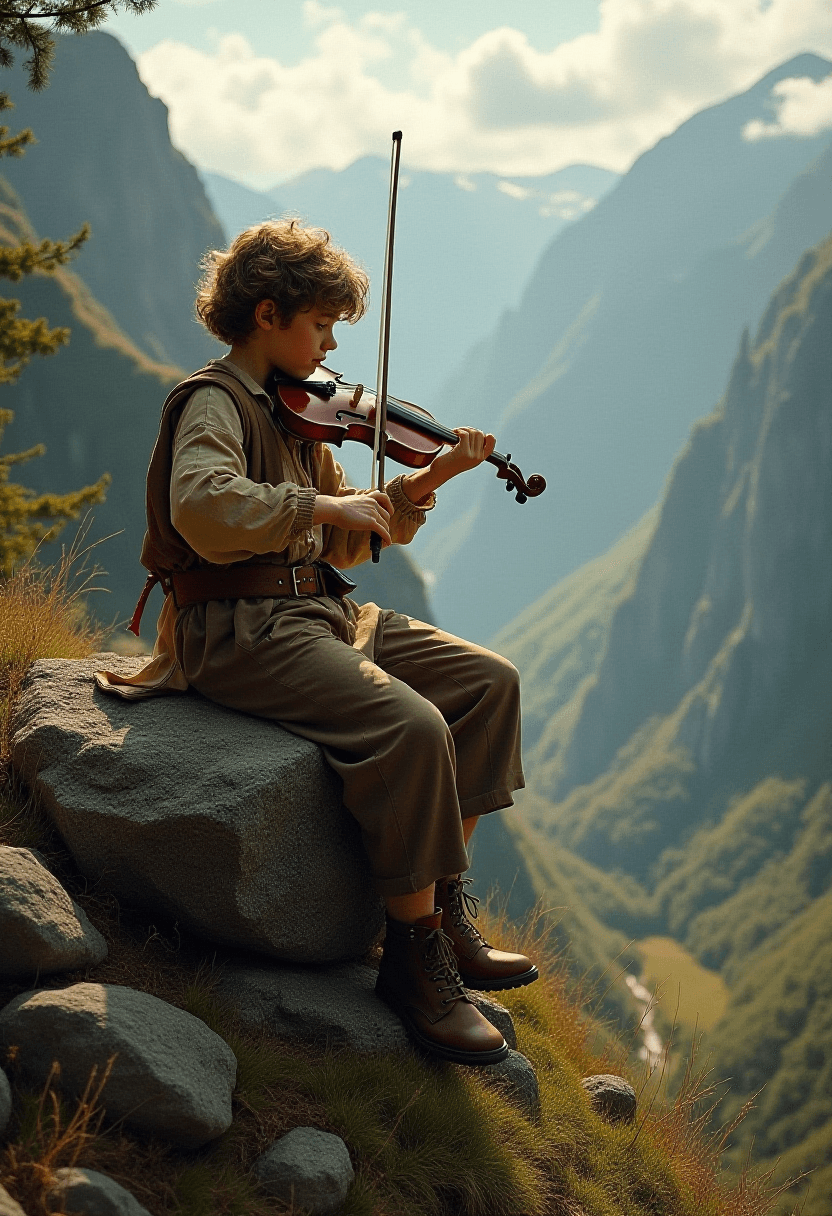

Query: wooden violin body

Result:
[272,365,546,504]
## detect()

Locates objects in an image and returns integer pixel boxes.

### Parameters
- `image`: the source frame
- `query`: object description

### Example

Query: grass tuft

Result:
[0,536,106,769]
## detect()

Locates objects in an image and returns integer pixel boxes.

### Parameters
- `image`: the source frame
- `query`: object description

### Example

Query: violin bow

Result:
[370,130,403,563]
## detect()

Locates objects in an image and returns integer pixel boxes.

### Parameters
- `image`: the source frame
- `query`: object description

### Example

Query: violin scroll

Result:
[496,456,547,504]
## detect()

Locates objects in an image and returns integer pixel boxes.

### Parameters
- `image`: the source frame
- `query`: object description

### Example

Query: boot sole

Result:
[460,966,540,992]
[376,984,510,1066]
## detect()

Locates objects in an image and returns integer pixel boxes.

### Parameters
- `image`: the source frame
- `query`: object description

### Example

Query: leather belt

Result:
[170,563,323,610]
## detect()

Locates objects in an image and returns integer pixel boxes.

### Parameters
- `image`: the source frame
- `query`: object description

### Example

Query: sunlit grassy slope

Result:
[634,937,728,1037]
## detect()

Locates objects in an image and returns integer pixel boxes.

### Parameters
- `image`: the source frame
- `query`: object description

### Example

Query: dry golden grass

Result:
[0,541,106,766]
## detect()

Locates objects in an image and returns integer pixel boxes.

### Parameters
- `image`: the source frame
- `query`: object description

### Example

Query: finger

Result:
[484,433,496,458]
[369,490,395,514]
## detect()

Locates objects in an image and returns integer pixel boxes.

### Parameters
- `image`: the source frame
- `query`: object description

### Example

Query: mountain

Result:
[417,54,832,641]
[0,40,433,627]
[495,230,832,1209]
[0,32,225,371]
[201,161,619,487]
[0,179,181,626]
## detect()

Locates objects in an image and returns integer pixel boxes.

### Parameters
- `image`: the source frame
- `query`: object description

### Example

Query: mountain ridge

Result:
[417,52,832,641]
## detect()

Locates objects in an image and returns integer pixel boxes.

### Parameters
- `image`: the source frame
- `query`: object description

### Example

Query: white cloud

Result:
[136,0,832,184]
[743,74,832,139]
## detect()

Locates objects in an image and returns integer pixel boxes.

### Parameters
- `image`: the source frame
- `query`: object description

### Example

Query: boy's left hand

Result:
[432,428,496,480]
[401,427,496,506]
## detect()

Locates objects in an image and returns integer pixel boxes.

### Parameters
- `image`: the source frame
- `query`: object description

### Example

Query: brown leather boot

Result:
[376,911,509,1065]
[436,876,539,991]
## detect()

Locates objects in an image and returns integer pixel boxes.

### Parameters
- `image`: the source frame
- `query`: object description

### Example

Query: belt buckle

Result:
[292,566,314,596]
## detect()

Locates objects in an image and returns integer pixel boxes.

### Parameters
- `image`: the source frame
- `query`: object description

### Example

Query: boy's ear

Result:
[254,298,280,330]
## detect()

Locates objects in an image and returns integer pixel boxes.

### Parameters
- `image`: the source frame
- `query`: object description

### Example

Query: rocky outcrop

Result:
[536,232,832,879]
[253,1128,354,1213]
[45,1169,151,1216]
[11,655,385,964]
[0,983,236,1148]
[0,846,107,979]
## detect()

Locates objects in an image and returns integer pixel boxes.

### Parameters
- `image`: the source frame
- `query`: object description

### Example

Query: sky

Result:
[103,0,832,189]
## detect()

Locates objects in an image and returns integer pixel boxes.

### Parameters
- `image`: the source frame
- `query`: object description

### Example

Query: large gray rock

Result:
[253,1127,354,1213]
[0,983,236,1148]
[0,1185,25,1216]
[0,846,107,979]
[11,656,384,963]
[46,1168,151,1216]
[0,1067,11,1138]
[217,960,410,1054]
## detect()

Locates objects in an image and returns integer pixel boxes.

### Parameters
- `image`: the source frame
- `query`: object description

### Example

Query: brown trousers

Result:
[174,594,524,896]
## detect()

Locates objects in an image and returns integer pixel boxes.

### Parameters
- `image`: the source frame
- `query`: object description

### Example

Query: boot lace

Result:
[422,926,466,1004]
[448,878,487,948]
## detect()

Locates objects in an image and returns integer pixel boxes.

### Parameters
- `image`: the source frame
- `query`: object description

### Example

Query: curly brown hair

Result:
[195,219,369,345]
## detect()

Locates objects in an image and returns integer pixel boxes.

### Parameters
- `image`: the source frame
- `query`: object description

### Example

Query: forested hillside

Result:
[418,53,832,642]
[0,33,224,371]
[494,231,832,1212]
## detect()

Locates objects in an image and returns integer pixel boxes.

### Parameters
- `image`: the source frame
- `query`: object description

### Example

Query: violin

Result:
[272,364,546,504]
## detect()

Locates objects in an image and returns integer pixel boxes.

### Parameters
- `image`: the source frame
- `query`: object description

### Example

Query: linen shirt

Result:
[96,357,433,699]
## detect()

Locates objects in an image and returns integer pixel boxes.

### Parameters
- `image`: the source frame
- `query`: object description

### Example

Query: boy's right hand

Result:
[313,490,393,547]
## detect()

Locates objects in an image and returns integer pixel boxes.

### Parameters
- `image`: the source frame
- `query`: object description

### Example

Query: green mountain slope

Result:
[496,232,832,1208]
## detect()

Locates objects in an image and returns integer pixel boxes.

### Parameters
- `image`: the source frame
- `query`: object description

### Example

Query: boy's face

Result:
[258,303,339,379]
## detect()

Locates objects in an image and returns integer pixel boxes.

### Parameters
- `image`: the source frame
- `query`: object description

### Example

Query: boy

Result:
[97,220,538,1066]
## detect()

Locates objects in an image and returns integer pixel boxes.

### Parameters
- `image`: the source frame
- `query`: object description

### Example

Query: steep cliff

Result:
[0,32,224,371]
[420,54,832,641]
[497,230,832,1211]
[540,232,832,881]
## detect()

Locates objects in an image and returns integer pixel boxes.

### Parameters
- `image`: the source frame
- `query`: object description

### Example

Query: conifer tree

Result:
[0,1,155,90]
[0,2,156,572]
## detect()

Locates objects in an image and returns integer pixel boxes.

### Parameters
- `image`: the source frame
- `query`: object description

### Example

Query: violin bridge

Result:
[350,384,364,407]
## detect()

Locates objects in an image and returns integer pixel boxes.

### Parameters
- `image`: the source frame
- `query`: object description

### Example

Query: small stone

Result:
[216,961,410,1054]
[0,846,107,979]
[0,983,236,1148]
[253,1127,354,1214]
[0,1185,25,1216]
[467,993,517,1049]
[0,1067,11,1137]
[483,1049,539,1118]
[581,1074,637,1124]
[46,1168,151,1216]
